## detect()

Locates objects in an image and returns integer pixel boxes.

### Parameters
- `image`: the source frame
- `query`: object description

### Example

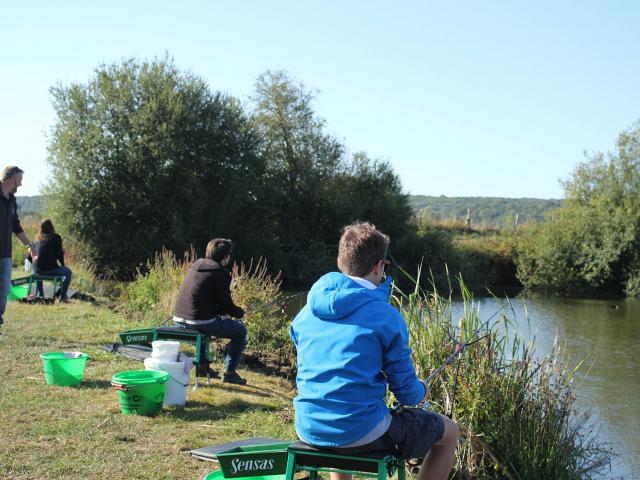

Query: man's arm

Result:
[15,231,34,257]
[382,311,426,405]
[214,273,245,318]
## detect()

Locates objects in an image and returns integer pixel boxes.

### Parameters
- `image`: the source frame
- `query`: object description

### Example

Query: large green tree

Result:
[252,71,345,244]
[251,71,412,284]
[46,57,265,277]
[516,121,640,295]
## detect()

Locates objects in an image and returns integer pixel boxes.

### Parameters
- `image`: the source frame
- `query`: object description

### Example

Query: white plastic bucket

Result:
[151,340,180,362]
[144,357,190,406]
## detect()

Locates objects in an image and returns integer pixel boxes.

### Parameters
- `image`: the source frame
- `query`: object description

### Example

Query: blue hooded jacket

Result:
[289,272,425,446]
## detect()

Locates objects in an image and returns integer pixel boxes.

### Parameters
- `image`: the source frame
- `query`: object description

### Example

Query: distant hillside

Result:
[14,194,561,227]
[408,195,562,226]
[16,195,44,216]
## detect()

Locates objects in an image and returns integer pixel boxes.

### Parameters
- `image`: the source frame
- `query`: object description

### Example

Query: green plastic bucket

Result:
[203,470,286,480]
[8,284,29,301]
[40,352,88,386]
[111,370,169,416]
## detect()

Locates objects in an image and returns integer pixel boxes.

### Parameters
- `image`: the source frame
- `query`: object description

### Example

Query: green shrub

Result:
[119,252,293,365]
[624,268,640,297]
[231,259,293,362]
[65,260,104,297]
[392,272,611,479]
[119,249,192,325]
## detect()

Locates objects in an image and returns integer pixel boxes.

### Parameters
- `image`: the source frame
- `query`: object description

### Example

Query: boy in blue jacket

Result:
[290,222,458,480]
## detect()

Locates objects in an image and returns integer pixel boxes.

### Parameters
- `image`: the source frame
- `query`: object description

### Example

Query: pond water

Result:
[286,293,640,479]
[449,296,640,480]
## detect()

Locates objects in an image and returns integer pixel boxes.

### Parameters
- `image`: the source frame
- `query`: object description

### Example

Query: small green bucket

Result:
[40,352,89,386]
[203,470,286,480]
[111,370,169,416]
[8,284,29,301]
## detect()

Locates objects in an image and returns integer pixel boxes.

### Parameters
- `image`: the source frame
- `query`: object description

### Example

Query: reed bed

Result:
[119,251,293,362]
[391,268,611,479]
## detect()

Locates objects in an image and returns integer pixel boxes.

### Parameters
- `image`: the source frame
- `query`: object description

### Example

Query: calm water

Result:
[287,294,640,479]
[450,296,640,480]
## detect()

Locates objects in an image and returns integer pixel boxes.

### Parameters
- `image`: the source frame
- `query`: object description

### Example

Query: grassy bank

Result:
[0,297,295,480]
[1,254,612,480]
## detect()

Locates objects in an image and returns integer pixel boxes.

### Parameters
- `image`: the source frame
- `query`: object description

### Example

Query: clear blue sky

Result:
[2,1,639,198]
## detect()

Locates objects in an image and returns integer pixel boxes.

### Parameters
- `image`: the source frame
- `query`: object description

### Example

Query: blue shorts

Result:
[313,408,445,459]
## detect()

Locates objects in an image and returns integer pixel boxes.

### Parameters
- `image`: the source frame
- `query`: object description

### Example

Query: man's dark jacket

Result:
[0,191,23,258]
[173,258,244,320]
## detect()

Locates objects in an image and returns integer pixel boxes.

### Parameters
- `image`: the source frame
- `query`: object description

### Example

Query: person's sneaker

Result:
[222,371,247,385]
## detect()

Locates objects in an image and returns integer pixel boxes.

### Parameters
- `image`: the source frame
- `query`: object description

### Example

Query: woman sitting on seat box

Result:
[32,219,72,302]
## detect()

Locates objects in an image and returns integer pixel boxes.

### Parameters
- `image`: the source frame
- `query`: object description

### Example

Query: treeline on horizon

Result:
[37,55,640,297]
[19,195,563,228]
[409,195,563,227]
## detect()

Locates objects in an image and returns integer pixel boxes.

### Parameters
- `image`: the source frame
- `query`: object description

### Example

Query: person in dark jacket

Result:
[32,219,72,301]
[0,166,35,334]
[173,238,247,385]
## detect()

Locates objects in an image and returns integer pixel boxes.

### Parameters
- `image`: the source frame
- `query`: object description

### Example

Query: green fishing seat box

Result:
[216,442,292,478]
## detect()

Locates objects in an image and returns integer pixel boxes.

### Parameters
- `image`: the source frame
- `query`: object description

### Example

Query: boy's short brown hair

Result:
[337,222,389,277]
[205,238,233,263]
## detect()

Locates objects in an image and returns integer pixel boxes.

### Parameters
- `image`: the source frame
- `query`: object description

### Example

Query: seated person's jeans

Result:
[33,265,73,299]
[174,317,247,374]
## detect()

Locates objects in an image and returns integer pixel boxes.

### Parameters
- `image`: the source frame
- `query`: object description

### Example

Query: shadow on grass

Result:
[211,383,274,398]
[239,384,294,401]
[79,379,113,389]
[167,399,278,422]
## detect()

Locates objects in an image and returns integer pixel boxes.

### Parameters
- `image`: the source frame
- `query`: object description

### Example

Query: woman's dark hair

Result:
[205,238,233,263]
[35,219,56,241]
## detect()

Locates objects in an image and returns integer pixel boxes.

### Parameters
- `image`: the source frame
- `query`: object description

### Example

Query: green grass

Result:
[1,259,613,480]
[0,297,296,480]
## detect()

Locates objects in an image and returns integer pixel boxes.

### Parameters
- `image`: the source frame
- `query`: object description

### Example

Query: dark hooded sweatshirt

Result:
[173,258,244,321]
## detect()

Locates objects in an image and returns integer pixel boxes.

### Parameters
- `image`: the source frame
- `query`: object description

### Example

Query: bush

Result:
[391,273,611,479]
[231,259,293,362]
[65,260,104,297]
[515,121,640,296]
[46,56,266,279]
[119,251,294,364]
[119,249,192,325]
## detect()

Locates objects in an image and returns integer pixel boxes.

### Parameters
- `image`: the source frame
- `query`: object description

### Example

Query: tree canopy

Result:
[46,61,411,285]
[46,57,265,277]
[516,121,640,296]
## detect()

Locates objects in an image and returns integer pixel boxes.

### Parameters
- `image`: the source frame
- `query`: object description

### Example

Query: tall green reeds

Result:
[119,251,293,363]
[391,270,611,479]
[119,248,193,325]
[231,259,293,363]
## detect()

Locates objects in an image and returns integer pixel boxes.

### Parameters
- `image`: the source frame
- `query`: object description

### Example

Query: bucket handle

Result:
[168,376,189,388]
[112,383,128,392]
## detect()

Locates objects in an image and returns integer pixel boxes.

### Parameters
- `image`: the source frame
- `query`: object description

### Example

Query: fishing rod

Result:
[244,292,306,316]
[425,333,489,384]
[418,331,490,412]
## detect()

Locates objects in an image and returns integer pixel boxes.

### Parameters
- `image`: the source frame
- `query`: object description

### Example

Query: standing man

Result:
[290,222,458,480]
[0,166,34,334]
